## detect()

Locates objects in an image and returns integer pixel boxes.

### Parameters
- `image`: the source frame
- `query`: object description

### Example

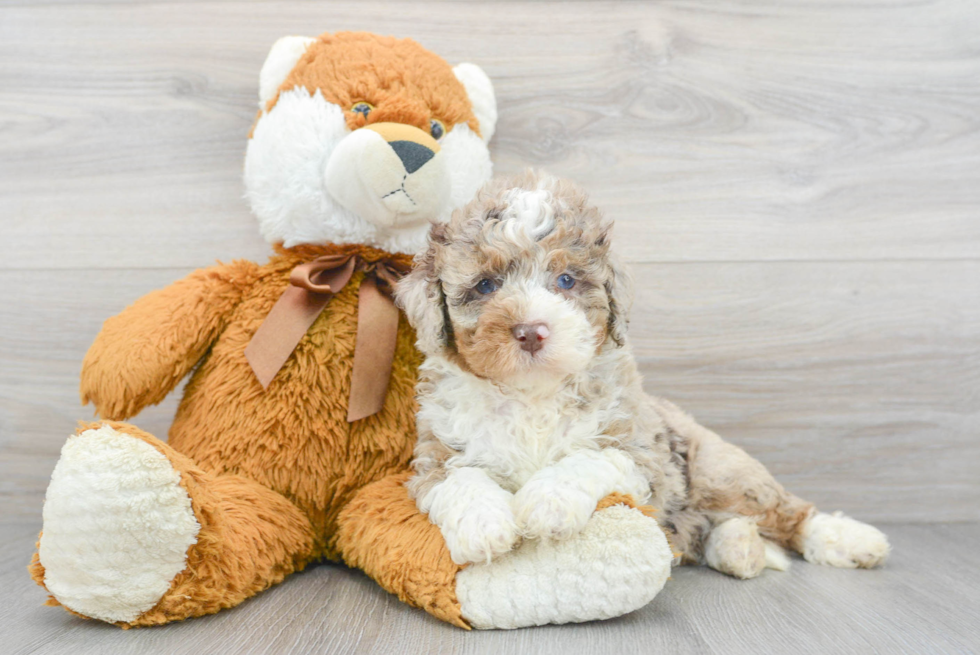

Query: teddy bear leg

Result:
[454,493,674,629]
[335,471,469,628]
[30,421,317,627]
[336,473,674,630]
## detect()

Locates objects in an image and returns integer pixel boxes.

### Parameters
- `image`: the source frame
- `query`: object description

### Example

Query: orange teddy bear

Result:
[29,32,670,630]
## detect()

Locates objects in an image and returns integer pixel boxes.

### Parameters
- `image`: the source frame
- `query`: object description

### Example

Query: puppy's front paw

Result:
[801,511,890,568]
[513,481,595,541]
[443,503,520,565]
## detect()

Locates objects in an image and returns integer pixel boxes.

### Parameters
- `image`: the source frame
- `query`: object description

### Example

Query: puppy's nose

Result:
[388,140,434,174]
[512,323,550,354]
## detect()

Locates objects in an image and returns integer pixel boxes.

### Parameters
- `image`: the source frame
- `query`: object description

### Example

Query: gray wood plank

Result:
[2,260,977,522]
[4,517,978,654]
[1,0,978,269]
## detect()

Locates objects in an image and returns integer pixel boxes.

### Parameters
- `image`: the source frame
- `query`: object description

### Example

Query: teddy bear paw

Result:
[37,424,200,623]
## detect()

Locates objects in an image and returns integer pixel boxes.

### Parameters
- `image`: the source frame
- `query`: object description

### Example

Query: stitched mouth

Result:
[381,174,417,207]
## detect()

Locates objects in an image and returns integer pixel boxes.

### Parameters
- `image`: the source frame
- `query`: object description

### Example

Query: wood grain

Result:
[3,517,979,654]
[1,1,979,269]
[2,261,976,522]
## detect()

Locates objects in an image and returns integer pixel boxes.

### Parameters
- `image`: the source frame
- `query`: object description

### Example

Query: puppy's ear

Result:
[604,248,634,347]
[396,225,453,355]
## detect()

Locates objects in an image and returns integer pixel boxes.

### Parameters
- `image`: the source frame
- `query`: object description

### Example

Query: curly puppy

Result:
[397,170,890,578]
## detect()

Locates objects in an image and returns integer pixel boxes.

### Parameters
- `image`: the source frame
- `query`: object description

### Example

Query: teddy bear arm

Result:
[80,260,260,420]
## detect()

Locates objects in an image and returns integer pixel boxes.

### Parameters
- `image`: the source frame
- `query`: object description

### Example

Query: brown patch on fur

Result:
[266,32,479,137]
[37,243,467,627]
[453,292,529,379]
[337,472,468,629]
[687,434,815,550]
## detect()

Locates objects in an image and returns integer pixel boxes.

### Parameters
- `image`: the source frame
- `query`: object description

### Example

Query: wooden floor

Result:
[4,517,979,654]
[1,0,978,653]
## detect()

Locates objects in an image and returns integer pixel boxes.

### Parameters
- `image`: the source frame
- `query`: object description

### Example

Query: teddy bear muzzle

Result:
[325,121,450,230]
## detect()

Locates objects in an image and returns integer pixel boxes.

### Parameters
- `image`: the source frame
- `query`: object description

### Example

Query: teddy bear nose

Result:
[512,323,550,354]
[388,140,435,174]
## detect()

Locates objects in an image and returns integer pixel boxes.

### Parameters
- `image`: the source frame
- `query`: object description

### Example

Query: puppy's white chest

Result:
[439,387,603,491]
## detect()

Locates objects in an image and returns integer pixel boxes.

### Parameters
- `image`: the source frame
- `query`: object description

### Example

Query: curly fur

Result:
[398,170,891,574]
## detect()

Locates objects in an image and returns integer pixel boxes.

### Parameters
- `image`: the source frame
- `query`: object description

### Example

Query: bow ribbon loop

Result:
[244,254,407,422]
[289,254,358,294]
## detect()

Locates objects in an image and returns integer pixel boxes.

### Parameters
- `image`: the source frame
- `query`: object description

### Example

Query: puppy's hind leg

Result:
[657,396,890,571]
[691,436,891,570]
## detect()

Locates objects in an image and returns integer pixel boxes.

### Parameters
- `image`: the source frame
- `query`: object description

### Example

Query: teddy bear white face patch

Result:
[243,36,496,256]
[324,120,451,232]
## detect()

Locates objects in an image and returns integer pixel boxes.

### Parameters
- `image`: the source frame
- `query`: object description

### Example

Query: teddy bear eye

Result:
[475,278,498,295]
[430,119,445,140]
[352,102,373,117]
[557,273,576,290]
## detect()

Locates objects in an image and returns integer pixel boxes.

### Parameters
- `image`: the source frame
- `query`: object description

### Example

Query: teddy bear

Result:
[28,31,673,630]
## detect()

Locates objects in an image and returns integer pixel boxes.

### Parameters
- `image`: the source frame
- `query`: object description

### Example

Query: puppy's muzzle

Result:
[512,322,550,354]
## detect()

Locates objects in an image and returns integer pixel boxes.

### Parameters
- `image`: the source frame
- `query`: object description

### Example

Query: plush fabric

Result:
[454,501,674,630]
[269,33,481,136]
[335,471,468,629]
[33,244,424,626]
[32,424,200,624]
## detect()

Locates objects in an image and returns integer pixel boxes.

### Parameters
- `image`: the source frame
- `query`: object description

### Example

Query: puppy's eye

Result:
[430,119,445,140]
[352,102,373,117]
[475,278,498,295]
[557,273,576,290]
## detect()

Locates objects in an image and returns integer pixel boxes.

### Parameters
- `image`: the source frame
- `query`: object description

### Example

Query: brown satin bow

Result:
[244,254,409,422]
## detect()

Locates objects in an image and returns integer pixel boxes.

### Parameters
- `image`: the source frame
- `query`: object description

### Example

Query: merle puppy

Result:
[397,170,890,579]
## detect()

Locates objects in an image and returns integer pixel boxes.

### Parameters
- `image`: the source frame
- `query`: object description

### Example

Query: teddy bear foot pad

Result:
[36,425,200,623]
[455,503,673,629]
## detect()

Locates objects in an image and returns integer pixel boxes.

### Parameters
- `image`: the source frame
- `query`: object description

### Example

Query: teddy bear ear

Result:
[453,63,497,144]
[258,36,316,108]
